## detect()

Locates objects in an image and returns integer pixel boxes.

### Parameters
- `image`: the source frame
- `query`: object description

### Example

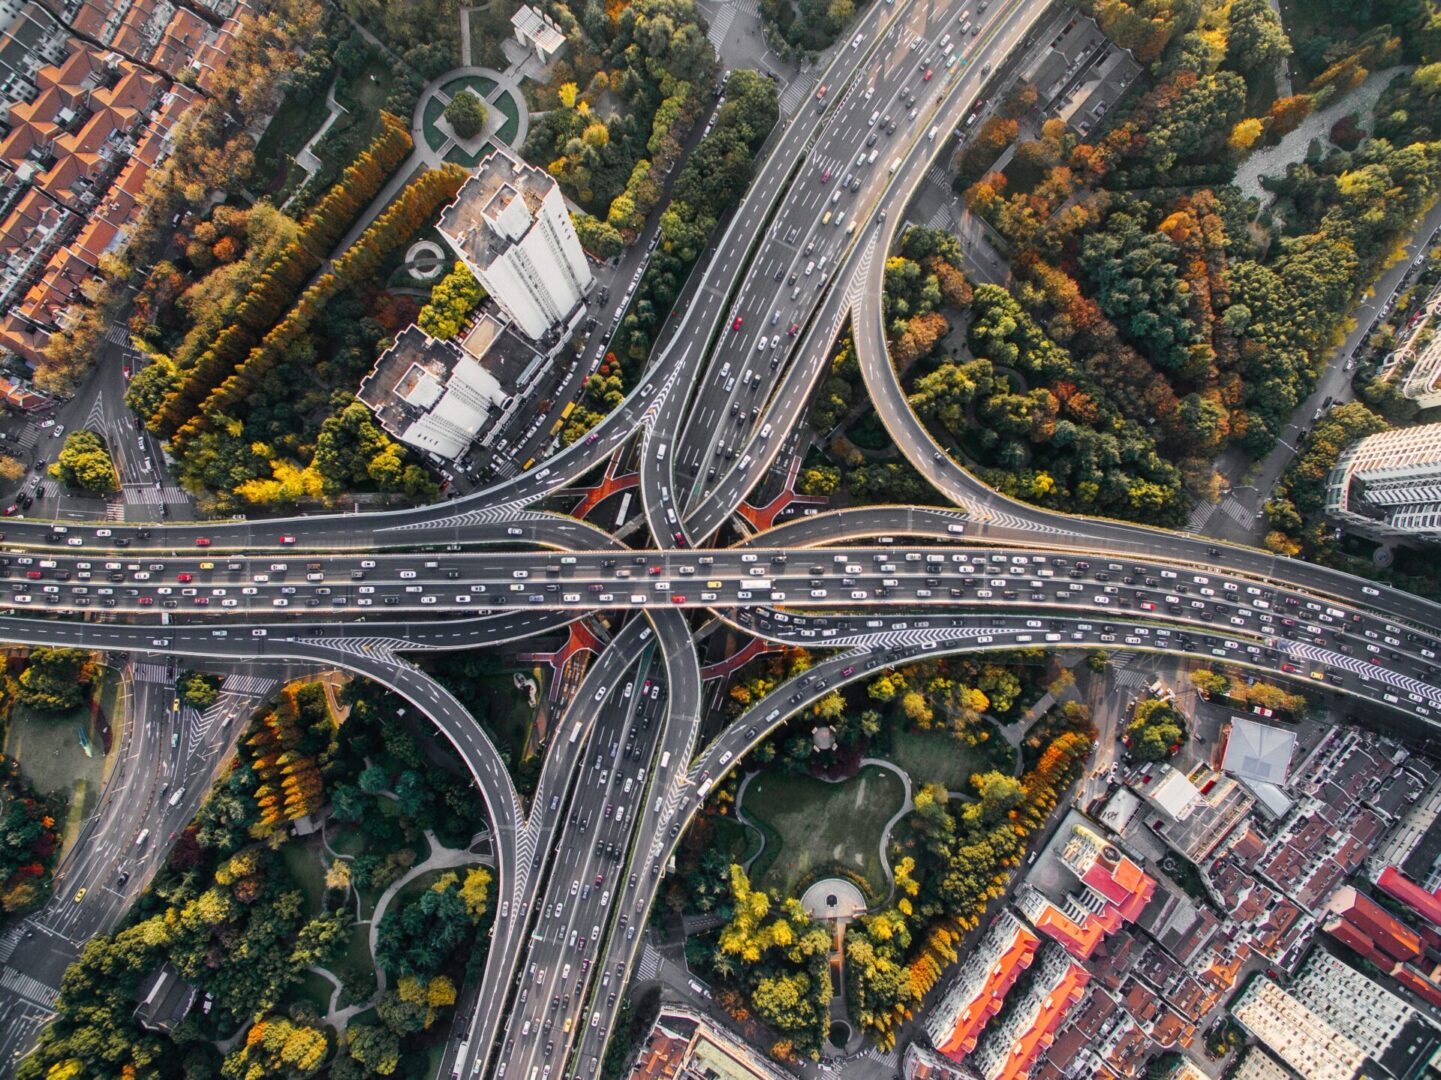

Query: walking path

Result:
[307,823,492,1030]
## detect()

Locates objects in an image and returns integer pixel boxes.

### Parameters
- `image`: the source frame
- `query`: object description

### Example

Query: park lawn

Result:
[422,96,449,152]
[492,90,521,146]
[465,670,539,773]
[252,86,334,195]
[711,815,762,865]
[887,725,1014,793]
[295,969,337,1016]
[281,838,328,917]
[445,141,493,168]
[741,764,905,900]
[5,668,117,854]
[334,922,376,1001]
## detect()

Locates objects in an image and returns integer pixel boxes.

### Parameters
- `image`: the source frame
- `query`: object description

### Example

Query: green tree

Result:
[416,263,485,340]
[1225,0,1291,79]
[177,671,222,709]
[49,431,116,493]
[444,91,487,139]
[17,648,95,713]
[1126,699,1186,761]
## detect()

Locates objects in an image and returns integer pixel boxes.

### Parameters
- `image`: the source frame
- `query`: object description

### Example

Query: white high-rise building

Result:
[438,146,593,341]
[1326,423,1441,541]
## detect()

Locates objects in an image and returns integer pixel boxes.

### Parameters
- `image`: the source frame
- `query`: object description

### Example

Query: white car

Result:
[66,537,82,546]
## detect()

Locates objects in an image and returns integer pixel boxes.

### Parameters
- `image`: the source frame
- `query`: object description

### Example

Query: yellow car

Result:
[706,580,723,589]
[72,887,86,903]
[199,561,214,570]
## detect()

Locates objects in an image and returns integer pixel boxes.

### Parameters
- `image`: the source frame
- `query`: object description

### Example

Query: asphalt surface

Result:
[6,0,1441,1076]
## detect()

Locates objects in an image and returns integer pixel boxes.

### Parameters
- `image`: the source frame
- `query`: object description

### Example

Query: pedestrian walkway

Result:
[636,943,663,981]
[706,3,736,47]
[222,674,275,697]
[1185,500,1215,533]
[1218,494,1257,531]
[779,73,817,116]
[121,484,189,506]
[132,662,171,684]
[0,967,58,1009]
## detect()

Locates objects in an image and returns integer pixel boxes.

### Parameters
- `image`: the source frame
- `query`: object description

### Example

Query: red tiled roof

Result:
[1393,965,1441,1009]
[937,925,1041,1060]
[0,314,51,366]
[1329,886,1422,962]
[993,963,1090,1080]
[1377,867,1441,931]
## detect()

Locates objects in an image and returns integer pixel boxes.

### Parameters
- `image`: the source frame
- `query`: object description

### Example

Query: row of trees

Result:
[36,0,331,393]
[20,675,492,1076]
[612,69,779,390]
[136,112,413,441]
[0,754,60,917]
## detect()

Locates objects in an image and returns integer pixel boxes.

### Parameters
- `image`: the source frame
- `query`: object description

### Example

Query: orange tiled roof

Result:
[992,962,1090,1080]
[937,924,1042,1059]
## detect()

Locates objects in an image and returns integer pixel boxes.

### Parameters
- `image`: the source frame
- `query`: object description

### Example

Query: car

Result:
[788,323,799,335]
[72,887,86,902]
[278,535,296,545]
[923,68,934,80]
[671,594,687,603]
[66,536,82,546]
[177,573,192,583]
[195,537,211,547]
[731,316,743,330]
[820,167,832,183]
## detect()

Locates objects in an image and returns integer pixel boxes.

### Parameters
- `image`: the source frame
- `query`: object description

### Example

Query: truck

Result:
[889,157,902,174]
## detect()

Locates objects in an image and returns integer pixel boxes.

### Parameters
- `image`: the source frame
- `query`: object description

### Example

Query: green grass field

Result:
[492,90,521,145]
[281,838,329,918]
[886,725,1014,792]
[741,765,905,899]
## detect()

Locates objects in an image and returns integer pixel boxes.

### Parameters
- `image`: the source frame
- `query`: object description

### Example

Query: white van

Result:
[889,157,901,174]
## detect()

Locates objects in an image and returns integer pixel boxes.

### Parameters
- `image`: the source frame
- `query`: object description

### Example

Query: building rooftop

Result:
[1222,718,1297,787]
[1376,866,1441,931]
[438,147,554,275]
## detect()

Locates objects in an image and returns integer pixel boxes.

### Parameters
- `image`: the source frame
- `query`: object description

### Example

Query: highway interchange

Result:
[2,0,1440,1077]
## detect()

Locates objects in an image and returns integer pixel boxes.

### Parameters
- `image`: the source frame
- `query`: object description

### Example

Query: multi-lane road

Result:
[3,1,1439,1078]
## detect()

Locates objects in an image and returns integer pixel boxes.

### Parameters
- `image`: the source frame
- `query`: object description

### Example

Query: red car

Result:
[177,573,192,583]
[820,168,832,183]
[648,565,663,575]
[731,316,743,331]
[278,535,296,545]
[194,537,211,547]
[138,596,153,606]
[193,596,209,605]
[788,323,799,336]
[923,68,933,80]
[671,594,687,603]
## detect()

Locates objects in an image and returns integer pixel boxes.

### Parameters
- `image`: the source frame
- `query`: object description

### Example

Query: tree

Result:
[0,455,24,484]
[48,431,115,493]
[345,1024,400,1075]
[1225,0,1291,79]
[177,671,221,709]
[1126,698,1186,761]
[416,263,484,340]
[444,91,487,139]
[17,648,95,713]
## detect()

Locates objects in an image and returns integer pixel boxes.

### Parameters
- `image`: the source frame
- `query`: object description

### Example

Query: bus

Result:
[569,721,583,743]
[560,401,577,420]
[521,459,535,471]
[549,418,565,437]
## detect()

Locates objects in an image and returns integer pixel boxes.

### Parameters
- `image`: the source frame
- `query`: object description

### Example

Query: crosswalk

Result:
[222,674,275,697]
[862,1046,899,1069]
[132,662,172,684]
[0,966,58,1008]
[926,163,951,190]
[636,944,662,981]
[779,74,816,117]
[705,3,735,46]
[121,483,190,506]
[1218,495,1257,531]
[1113,668,1150,690]
[1185,501,1215,533]
[0,924,23,964]
[103,323,130,346]
[11,422,40,452]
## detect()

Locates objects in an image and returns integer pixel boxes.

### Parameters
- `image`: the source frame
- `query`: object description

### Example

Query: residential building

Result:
[1290,950,1441,1080]
[972,947,1090,1080]
[1231,976,1370,1080]
[0,0,69,114]
[132,962,197,1034]
[1020,819,1152,957]
[1231,1048,1295,1080]
[925,909,1040,1060]
[628,1007,794,1080]
[1326,423,1441,541]
[438,146,593,341]
[1141,763,1255,864]
[1375,866,1441,931]
[1221,717,1297,788]
[357,323,509,462]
